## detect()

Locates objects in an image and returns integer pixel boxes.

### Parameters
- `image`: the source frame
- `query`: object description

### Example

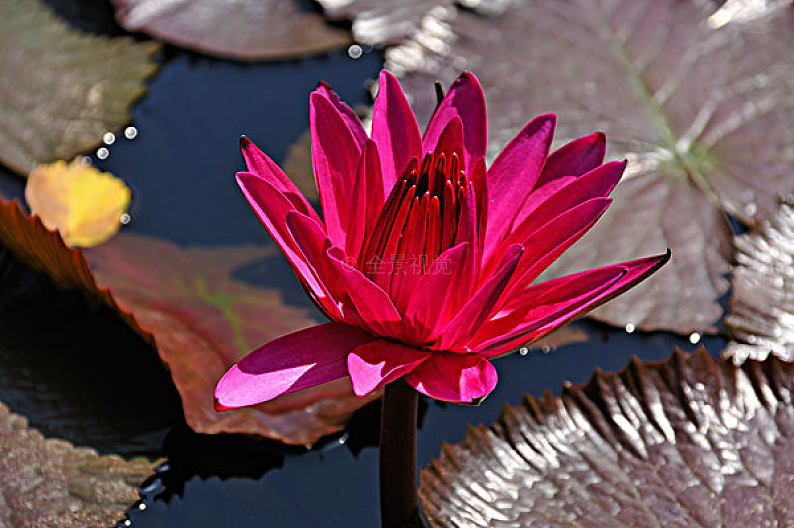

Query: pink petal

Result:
[477,267,625,354]
[423,72,487,171]
[500,197,613,300]
[236,174,338,318]
[347,340,431,397]
[214,323,376,410]
[450,181,479,307]
[315,80,368,148]
[536,131,606,186]
[346,139,385,259]
[512,134,609,230]
[286,213,403,339]
[371,70,422,193]
[437,244,523,350]
[403,242,471,343]
[239,137,319,221]
[404,352,497,403]
[492,160,625,264]
[476,251,671,357]
[310,92,362,247]
[433,115,464,166]
[484,114,556,257]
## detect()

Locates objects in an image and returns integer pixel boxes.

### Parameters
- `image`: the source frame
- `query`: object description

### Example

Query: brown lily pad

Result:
[389,0,794,334]
[725,196,794,364]
[420,348,794,527]
[0,400,158,528]
[0,198,381,445]
[317,0,453,46]
[0,0,160,176]
[111,0,351,61]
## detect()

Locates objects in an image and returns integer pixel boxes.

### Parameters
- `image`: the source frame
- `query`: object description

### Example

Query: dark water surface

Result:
[0,7,730,528]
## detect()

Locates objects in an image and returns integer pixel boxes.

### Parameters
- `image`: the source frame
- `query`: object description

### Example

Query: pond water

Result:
[0,5,729,527]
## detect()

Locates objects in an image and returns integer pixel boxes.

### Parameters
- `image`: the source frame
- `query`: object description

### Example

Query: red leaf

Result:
[0,199,380,445]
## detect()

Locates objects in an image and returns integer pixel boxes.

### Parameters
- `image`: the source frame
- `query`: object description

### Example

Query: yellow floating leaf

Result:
[25,159,131,247]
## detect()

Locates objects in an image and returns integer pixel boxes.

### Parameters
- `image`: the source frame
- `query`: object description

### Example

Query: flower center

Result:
[357,151,467,296]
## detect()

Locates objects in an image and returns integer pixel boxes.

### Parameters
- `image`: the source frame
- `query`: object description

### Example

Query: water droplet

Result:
[124,520,132,527]
[519,347,528,356]
[541,346,551,354]
[689,332,701,344]
[103,132,116,145]
[625,323,635,333]
[96,147,109,160]
[120,213,131,225]
[347,44,363,59]
[138,503,147,511]
[124,126,138,140]
[80,155,92,165]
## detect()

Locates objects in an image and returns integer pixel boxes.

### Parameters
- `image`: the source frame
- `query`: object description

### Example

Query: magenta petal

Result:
[495,160,626,262]
[404,352,497,403]
[404,242,471,343]
[236,174,337,317]
[434,115,465,165]
[501,197,613,299]
[310,92,362,247]
[477,251,671,357]
[346,139,385,259]
[536,131,606,186]
[371,70,422,193]
[484,114,556,257]
[423,72,487,170]
[437,244,523,350]
[214,323,376,410]
[315,80,368,148]
[286,213,403,338]
[347,340,431,397]
[239,138,319,221]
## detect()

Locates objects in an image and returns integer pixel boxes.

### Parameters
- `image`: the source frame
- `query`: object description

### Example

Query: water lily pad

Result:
[725,197,794,364]
[0,400,157,527]
[389,0,794,334]
[0,199,380,445]
[420,348,794,527]
[0,0,160,176]
[25,159,131,248]
[317,0,453,46]
[111,0,351,61]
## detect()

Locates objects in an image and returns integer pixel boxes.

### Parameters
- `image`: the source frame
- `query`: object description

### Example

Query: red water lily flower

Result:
[214,70,668,408]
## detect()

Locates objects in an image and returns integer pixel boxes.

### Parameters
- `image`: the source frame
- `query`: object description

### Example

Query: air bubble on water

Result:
[348,44,363,59]
[124,126,138,140]
[103,132,116,145]
[138,503,147,511]
[120,213,131,225]
[689,332,701,345]
[519,347,529,356]
[541,346,551,355]
[123,520,132,527]
[96,147,109,160]
[625,323,635,333]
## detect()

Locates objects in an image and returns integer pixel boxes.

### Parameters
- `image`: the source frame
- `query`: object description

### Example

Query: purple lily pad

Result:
[0,400,158,527]
[725,196,794,364]
[390,0,794,334]
[0,0,159,176]
[420,348,794,527]
[111,0,351,61]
